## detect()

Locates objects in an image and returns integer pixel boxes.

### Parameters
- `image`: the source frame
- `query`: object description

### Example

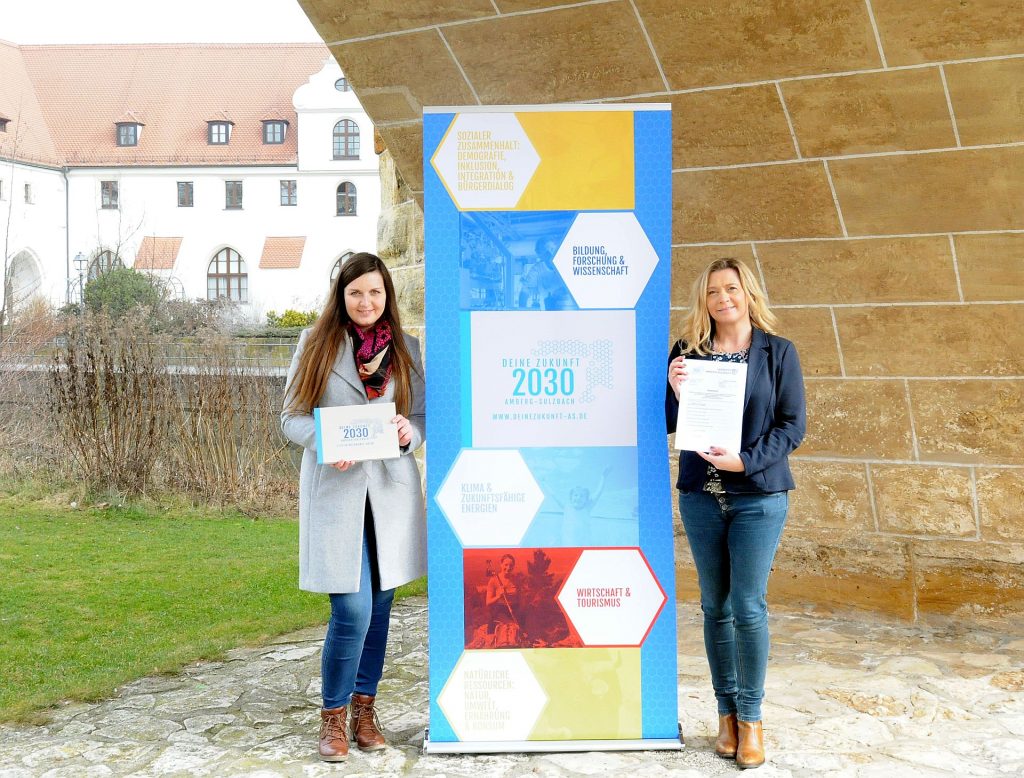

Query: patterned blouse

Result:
[702,344,749,508]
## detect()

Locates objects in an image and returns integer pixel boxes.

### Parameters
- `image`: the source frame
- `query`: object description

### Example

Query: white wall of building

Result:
[7,58,381,318]
[0,161,68,311]
[66,163,380,315]
[294,61,375,176]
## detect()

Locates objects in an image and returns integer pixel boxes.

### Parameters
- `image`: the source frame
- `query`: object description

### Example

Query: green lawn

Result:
[0,496,425,722]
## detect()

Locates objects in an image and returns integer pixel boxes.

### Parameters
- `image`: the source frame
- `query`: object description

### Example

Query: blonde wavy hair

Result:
[678,257,777,355]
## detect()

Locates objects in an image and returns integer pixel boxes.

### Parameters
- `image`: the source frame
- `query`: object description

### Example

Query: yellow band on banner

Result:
[523,648,642,740]
[514,111,634,211]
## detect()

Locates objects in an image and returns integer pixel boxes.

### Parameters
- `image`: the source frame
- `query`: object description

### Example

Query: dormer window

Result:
[116,122,140,146]
[0,117,9,133]
[208,121,232,145]
[262,120,288,144]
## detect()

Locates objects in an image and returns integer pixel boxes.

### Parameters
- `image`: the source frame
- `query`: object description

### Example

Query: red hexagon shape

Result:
[555,548,667,647]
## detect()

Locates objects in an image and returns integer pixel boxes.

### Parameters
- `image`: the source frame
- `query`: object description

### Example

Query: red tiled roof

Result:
[259,237,306,269]
[10,42,330,167]
[116,109,145,125]
[0,41,61,166]
[134,236,182,270]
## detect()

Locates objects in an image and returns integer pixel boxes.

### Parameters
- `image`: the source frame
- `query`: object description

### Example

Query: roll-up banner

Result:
[422,104,679,754]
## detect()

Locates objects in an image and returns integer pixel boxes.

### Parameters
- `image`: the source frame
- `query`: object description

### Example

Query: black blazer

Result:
[665,327,806,494]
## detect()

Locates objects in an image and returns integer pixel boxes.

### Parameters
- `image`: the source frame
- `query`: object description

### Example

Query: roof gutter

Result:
[0,155,64,173]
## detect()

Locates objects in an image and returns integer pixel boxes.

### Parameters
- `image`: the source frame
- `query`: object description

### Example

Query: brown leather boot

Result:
[736,719,765,769]
[318,706,349,761]
[714,713,738,758]
[350,692,386,751]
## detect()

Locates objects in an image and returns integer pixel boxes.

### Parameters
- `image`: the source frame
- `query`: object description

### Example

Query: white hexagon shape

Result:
[436,449,544,547]
[552,212,659,309]
[556,549,667,647]
[430,112,540,210]
[437,651,548,742]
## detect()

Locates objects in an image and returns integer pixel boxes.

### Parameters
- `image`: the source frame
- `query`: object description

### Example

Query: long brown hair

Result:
[680,257,777,355]
[285,252,419,415]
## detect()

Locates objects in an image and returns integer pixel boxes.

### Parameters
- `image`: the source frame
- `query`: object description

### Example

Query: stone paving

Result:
[2,596,1023,777]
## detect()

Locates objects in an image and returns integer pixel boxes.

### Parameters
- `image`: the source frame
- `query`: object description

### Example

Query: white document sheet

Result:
[314,402,400,464]
[674,362,746,453]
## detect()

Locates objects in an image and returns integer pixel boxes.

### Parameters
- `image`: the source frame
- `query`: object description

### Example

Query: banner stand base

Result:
[422,726,684,754]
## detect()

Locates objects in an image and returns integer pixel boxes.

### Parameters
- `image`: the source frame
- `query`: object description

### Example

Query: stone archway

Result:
[3,249,43,317]
[298,1,1024,624]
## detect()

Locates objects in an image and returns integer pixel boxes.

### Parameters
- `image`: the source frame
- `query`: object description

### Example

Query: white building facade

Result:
[1,42,380,318]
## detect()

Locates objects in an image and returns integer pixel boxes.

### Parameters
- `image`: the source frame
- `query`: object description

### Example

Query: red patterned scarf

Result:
[349,320,393,399]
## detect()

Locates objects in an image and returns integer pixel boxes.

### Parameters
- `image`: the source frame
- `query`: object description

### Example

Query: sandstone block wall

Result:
[305,0,1024,625]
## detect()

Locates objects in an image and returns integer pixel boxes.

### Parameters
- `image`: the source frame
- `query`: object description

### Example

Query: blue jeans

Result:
[321,505,395,710]
[679,490,788,722]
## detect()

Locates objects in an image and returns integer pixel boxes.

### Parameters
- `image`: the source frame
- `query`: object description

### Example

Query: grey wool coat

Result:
[281,327,427,594]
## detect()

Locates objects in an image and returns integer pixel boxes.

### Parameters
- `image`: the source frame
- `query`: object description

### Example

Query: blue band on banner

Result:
[424,111,462,743]
[632,109,679,740]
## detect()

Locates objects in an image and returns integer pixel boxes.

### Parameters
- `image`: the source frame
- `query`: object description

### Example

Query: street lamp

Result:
[74,252,87,306]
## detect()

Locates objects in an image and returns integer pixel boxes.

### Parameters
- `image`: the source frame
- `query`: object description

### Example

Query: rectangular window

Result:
[263,121,286,144]
[280,179,297,206]
[225,180,243,209]
[208,122,230,145]
[24,182,33,204]
[177,181,193,207]
[101,180,119,209]
[116,124,138,146]
[0,118,9,132]
[207,276,247,303]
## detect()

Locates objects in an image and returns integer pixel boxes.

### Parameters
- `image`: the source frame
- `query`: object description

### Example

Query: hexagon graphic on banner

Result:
[437,651,548,742]
[556,548,667,647]
[436,449,544,547]
[552,212,659,309]
[430,113,540,210]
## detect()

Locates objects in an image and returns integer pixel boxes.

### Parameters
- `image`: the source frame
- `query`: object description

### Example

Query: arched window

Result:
[336,182,357,216]
[207,248,247,302]
[332,119,360,160]
[88,250,122,281]
[330,251,356,283]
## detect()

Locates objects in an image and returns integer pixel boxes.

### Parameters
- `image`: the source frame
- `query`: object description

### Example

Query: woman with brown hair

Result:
[666,257,805,769]
[281,252,426,762]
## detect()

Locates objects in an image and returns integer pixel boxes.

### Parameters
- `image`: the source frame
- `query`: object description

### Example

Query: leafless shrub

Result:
[147,296,235,337]
[47,312,170,495]
[0,300,62,477]
[9,306,297,510]
[2,297,61,345]
[163,334,292,507]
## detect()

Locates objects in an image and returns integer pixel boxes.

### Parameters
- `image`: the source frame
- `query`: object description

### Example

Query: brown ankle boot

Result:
[736,720,765,769]
[350,692,386,751]
[318,706,349,761]
[714,713,738,758]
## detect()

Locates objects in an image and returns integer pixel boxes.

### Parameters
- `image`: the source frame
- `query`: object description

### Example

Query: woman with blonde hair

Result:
[281,252,426,762]
[666,257,805,769]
